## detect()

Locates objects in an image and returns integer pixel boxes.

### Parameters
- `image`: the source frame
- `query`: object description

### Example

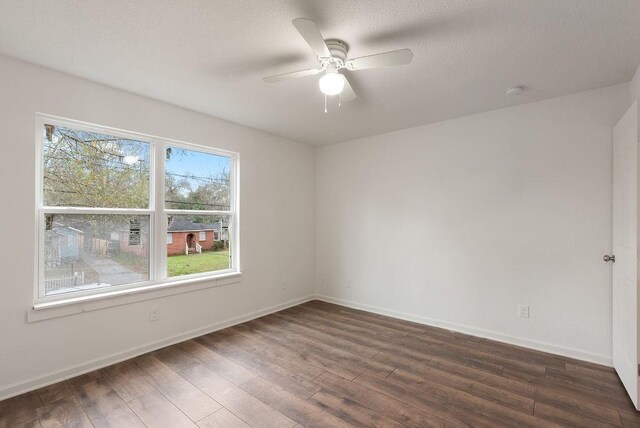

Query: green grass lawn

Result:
[167,250,230,277]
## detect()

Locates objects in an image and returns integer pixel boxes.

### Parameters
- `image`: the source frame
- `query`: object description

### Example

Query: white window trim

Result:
[34,113,241,308]
[199,231,206,241]
[167,233,173,244]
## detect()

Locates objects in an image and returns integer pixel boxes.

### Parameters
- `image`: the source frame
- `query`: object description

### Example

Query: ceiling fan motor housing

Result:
[324,39,348,65]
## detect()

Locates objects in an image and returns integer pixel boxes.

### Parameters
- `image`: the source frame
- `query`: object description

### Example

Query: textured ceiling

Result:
[1,0,639,145]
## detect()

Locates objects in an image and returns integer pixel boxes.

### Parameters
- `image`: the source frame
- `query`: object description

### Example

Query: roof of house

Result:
[168,218,226,232]
[52,222,83,235]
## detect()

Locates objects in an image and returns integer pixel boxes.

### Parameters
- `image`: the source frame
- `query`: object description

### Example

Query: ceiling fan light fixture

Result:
[319,70,345,96]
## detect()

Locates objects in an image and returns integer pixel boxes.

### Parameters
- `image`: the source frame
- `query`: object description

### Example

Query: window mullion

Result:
[164,209,232,216]
[155,142,167,281]
[40,207,153,215]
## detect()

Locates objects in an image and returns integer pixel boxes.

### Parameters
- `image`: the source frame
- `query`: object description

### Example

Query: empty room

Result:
[1,1,640,426]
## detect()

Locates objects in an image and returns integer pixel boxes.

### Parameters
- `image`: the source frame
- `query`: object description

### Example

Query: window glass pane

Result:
[43,214,150,296]
[167,233,173,244]
[165,147,231,211]
[43,124,150,208]
[167,214,231,277]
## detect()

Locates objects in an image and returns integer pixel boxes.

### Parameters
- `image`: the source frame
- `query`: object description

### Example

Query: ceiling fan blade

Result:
[346,48,413,71]
[340,75,357,103]
[292,18,331,59]
[263,68,322,83]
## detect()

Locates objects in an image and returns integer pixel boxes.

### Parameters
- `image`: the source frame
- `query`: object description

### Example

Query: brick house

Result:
[166,218,227,256]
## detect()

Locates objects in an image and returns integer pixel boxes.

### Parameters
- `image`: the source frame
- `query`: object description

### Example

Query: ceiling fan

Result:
[263,18,414,109]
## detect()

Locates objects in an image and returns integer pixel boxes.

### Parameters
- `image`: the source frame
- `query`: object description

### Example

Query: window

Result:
[165,146,232,278]
[36,115,239,304]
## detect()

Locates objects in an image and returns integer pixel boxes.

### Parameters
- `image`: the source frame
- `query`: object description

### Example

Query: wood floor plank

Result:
[565,363,623,385]
[284,308,507,377]
[405,333,548,379]
[35,381,73,405]
[74,379,146,427]
[197,408,250,428]
[131,353,176,378]
[102,359,155,402]
[619,409,640,427]
[389,367,535,414]
[0,392,43,428]
[229,323,364,380]
[222,325,331,381]
[544,366,629,400]
[241,376,351,428]
[309,388,405,428]
[379,370,558,427]
[178,340,258,386]
[201,329,324,381]
[239,320,367,380]
[535,372,635,414]
[180,364,296,427]
[443,333,567,371]
[314,371,457,428]
[247,317,395,377]
[135,354,222,422]
[534,401,621,427]
[66,369,104,388]
[152,344,201,372]
[426,354,624,425]
[12,419,42,428]
[259,314,384,362]
[350,372,498,427]
[281,307,412,339]
[36,396,92,428]
[276,308,429,360]
[360,370,567,427]
[197,334,322,399]
[304,301,428,334]
[210,328,326,381]
[128,390,197,428]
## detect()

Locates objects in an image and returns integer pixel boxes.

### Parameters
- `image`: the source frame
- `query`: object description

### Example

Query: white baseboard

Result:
[315,294,613,367]
[0,295,315,401]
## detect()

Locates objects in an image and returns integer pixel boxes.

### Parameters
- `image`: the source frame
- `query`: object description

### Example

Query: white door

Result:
[613,100,639,409]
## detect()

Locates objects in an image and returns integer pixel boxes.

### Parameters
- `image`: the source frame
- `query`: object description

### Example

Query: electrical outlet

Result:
[150,309,159,322]
[346,278,353,288]
[518,304,529,319]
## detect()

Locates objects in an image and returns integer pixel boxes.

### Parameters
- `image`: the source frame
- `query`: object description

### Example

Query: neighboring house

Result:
[116,230,150,257]
[116,222,150,257]
[45,222,83,266]
[166,218,228,256]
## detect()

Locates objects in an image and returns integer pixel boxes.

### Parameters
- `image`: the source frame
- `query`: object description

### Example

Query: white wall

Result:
[316,84,629,364]
[0,55,315,398]
[631,65,640,105]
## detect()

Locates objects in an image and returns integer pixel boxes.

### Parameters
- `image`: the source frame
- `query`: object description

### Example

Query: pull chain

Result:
[324,94,327,113]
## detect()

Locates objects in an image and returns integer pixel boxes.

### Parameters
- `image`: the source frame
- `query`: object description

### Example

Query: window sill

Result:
[28,272,242,322]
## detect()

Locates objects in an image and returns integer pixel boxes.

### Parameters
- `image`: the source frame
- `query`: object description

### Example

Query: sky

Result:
[165,146,230,186]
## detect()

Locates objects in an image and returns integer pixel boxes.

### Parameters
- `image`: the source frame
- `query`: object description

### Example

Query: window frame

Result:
[34,114,240,306]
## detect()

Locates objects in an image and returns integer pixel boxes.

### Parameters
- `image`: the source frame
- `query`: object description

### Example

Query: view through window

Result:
[164,146,232,278]
[38,118,238,302]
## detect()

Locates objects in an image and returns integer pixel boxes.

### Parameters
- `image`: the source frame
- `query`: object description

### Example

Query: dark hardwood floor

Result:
[1,300,639,427]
